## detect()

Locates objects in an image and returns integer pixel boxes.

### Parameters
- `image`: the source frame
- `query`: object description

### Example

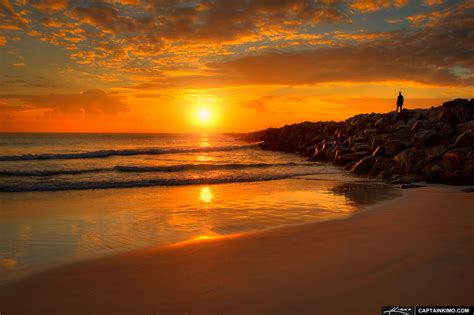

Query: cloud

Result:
[0,89,129,117]
[0,0,31,30]
[241,96,274,116]
[31,0,68,13]
[145,2,473,88]
[424,0,444,6]
[350,0,408,13]
[0,34,6,45]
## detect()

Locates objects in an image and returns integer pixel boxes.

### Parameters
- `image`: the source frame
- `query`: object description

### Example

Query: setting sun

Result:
[198,109,211,123]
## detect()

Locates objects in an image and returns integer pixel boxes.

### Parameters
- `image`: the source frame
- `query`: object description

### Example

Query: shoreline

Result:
[0,186,472,314]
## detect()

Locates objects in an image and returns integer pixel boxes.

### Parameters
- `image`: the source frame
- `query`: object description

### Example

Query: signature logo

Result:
[383,307,413,315]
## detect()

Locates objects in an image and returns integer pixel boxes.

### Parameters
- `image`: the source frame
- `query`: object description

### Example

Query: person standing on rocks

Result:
[396,92,404,112]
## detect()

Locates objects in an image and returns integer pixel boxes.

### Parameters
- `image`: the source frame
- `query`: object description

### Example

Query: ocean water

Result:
[0,133,400,283]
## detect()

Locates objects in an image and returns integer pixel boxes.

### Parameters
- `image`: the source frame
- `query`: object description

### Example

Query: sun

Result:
[189,95,219,127]
[198,108,211,123]
[195,107,217,126]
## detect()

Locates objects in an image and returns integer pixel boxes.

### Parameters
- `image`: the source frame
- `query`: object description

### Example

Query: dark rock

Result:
[385,140,409,156]
[453,129,474,147]
[387,173,425,184]
[413,130,441,147]
[374,117,389,129]
[372,145,385,158]
[343,161,356,171]
[336,152,368,165]
[411,120,429,132]
[443,98,468,111]
[369,157,395,177]
[429,145,447,156]
[350,142,371,153]
[351,156,375,175]
[456,121,474,134]
[394,149,428,174]
[439,123,456,138]
[389,127,413,142]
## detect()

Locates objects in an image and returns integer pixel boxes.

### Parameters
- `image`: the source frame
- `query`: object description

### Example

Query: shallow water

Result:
[0,133,401,283]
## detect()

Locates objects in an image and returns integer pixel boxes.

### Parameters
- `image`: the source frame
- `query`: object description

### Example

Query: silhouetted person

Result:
[396,92,404,112]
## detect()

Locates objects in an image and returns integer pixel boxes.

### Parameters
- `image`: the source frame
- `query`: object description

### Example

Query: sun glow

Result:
[189,95,219,128]
[198,109,211,122]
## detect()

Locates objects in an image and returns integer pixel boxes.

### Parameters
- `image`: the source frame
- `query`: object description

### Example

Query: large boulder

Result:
[351,156,375,175]
[336,152,368,165]
[456,121,474,134]
[350,142,371,153]
[453,129,474,147]
[389,127,413,142]
[413,130,441,147]
[369,156,395,177]
[394,149,428,174]
[385,140,409,156]
[374,117,389,129]
[387,173,425,184]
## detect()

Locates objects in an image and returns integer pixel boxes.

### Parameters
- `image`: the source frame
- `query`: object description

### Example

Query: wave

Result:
[0,168,108,177]
[0,162,313,177]
[0,143,261,161]
[114,162,308,173]
[0,172,320,192]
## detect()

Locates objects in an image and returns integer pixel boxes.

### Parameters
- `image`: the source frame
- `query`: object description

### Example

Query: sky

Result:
[0,0,473,132]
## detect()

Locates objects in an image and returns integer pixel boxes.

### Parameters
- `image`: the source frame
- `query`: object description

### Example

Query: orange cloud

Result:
[0,89,129,117]
[31,0,68,13]
[350,0,408,13]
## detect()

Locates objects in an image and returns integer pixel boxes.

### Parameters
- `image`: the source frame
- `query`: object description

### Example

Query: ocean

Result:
[0,133,399,283]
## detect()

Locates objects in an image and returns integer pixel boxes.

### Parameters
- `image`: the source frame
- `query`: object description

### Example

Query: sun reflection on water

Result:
[199,186,214,203]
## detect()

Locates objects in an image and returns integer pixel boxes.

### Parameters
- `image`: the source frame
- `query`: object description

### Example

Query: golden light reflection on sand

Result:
[199,186,214,203]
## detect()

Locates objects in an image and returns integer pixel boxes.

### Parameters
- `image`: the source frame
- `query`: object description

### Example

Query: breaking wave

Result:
[0,143,261,161]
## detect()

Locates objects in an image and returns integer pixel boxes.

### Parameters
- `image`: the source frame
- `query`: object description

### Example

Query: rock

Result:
[411,120,429,132]
[429,145,447,156]
[350,142,371,153]
[453,129,474,147]
[348,136,367,147]
[421,159,459,183]
[394,149,428,174]
[387,173,425,184]
[389,127,413,142]
[309,147,326,161]
[439,123,456,138]
[351,156,375,174]
[435,110,454,124]
[456,121,474,134]
[385,140,409,156]
[369,157,395,177]
[343,161,356,171]
[443,151,462,166]
[443,98,468,111]
[374,117,389,129]
[371,145,385,158]
[336,152,368,165]
[413,130,441,147]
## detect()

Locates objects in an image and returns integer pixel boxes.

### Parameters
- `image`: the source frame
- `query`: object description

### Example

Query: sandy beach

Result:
[0,186,472,314]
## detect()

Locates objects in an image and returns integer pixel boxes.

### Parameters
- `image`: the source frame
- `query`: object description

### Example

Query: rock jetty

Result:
[243,98,474,185]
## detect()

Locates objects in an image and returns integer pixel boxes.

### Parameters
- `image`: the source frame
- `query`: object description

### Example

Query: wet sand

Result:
[0,187,473,314]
